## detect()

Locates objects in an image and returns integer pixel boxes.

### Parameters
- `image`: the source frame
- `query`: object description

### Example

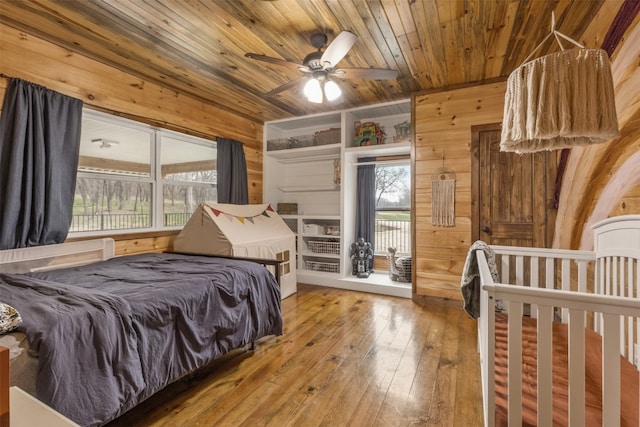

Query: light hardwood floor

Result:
[107,283,483,427]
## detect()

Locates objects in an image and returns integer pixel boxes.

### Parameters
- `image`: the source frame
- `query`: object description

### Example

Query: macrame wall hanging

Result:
[500,12,620,153]
[431,153,456,227]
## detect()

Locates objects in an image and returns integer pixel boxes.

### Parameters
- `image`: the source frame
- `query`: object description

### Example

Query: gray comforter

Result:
[0,253,282,426]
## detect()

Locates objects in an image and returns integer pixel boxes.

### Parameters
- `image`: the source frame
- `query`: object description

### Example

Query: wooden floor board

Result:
[107,283,483,427]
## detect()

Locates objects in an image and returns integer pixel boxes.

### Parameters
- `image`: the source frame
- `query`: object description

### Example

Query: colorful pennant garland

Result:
[204,204,275,224]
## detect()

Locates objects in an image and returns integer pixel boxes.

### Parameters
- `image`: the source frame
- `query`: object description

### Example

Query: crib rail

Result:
[477,247,640,427]
[490,245,595,322]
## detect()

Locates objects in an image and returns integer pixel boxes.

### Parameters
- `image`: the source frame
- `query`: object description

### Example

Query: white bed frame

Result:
[0,238,115,273]
[476,215,640,427]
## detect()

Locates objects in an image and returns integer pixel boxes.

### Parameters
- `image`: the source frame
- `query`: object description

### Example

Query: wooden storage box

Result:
[314,128,340,146]
[277,203,298,215]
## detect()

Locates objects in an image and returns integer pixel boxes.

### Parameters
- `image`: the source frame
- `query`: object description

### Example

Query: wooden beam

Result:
[161,160,216,177]
[79,155,149,175]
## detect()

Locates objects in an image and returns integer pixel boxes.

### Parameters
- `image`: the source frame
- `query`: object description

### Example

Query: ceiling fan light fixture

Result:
[324,80,341,101]
[304,78,323,103]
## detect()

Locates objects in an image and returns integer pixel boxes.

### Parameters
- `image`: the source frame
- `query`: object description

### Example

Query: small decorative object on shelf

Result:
[387,246,412,282]
[333,158,341,185]
[303,223,325,235]
[277,203,298,215]
[393,120,411,144]
[350,237,373,278]
[353,121,385,146]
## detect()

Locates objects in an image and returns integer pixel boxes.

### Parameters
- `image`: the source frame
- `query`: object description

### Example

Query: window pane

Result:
[163,184,216,226]
[161,136,217,183]
[79,116,151,177]
[375,211,411,255]
[375,165,410,209]
[375,164,411,254]
[72,177,152,232]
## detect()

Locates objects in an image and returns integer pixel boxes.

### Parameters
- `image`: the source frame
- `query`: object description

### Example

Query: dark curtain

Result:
[0,78,83,250]
[216,137,248,204]
[355,157,376,268]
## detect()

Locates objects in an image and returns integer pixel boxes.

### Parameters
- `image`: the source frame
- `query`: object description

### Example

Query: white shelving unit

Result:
[263,99,412,298]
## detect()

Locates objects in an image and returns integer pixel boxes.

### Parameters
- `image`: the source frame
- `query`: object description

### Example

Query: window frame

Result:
[70,109,217,238]
[373,159,411,256]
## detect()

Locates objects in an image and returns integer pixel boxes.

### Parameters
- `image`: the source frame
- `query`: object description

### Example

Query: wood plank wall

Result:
[412,82,507,300]
[0,23,264,254]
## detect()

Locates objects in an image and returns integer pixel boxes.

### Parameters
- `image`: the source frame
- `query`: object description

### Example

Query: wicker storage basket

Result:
[314,128,340,146]
[307,240,340,255]
[266,138,291,151]
[304,260,339,273]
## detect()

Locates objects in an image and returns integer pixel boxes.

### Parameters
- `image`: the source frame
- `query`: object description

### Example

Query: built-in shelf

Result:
[300,251,341,259]
[277,184,339,192]
[267,144,341,162]
[264,99,412,298]
[301,233,340,238]
[344,141,411,157]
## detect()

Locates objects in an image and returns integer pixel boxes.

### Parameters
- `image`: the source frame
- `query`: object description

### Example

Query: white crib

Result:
[475,215,640,427]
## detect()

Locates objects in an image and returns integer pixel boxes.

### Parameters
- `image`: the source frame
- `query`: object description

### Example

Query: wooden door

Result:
[471,124,557,247]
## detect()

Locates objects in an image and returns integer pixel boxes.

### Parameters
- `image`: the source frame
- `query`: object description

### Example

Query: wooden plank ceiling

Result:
[0,0,618,124]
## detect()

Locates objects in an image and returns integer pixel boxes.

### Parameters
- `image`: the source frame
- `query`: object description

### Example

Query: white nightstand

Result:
[9,387,79,427]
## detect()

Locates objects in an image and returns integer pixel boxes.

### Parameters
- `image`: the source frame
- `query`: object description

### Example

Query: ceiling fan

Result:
[245,31,398,103]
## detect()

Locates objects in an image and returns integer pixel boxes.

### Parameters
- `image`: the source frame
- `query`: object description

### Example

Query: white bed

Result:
[474,215,640,426]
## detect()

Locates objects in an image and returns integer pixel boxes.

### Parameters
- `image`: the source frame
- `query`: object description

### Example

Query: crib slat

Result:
[577,260,588,294]
[602,313,621,427]
[537,305,553,427]
[530,257,539,319]
[606,257,612,296]
[502,256,510,284]
[596,257,605,334]
[545,258,554,289]
[484,292,496,427]
[515,255,523,285]
[568,308,586,427]
[561,259,571,322]
[613,257,619,296]
[578,260,588,325]
[508,301,523,426]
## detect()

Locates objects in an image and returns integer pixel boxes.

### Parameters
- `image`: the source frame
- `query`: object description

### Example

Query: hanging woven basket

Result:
[501,47,620,153]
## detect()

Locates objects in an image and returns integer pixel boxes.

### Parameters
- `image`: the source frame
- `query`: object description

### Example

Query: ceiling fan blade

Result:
[263,77,307,97]
[320,31,357,69]
[245,53,306,72]
[332,68,398,80]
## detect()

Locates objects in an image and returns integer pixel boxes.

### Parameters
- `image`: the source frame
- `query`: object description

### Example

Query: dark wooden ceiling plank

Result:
[1,1,290,122]
[0,0,626,124]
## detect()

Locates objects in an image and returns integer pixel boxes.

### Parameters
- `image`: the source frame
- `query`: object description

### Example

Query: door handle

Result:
[482,226,490,233]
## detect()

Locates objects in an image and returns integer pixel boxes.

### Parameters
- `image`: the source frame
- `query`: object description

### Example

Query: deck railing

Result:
[70,214,412,256]
[375,218,411,255]
[70,212,191,232]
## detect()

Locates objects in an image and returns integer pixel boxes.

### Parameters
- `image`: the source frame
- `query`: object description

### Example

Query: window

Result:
[71,110,217,234]
[375,162,411,255]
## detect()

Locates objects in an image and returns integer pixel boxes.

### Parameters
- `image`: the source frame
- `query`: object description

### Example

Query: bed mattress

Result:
[494,313,639,426]
[0,252,283,426]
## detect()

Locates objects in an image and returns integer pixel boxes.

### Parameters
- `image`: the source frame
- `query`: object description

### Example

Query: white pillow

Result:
[0,302,22,334]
